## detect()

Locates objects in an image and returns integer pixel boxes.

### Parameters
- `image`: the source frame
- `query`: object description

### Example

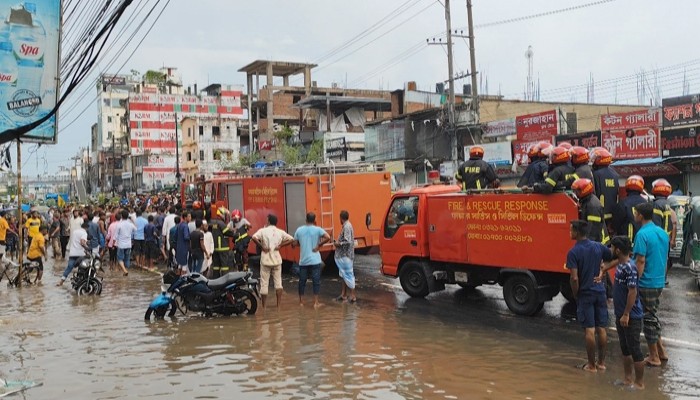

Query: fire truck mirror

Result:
[365,212,372,228]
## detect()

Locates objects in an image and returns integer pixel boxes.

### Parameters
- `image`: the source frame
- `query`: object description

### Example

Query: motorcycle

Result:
[71,248,103,296]
[161,270,259,316]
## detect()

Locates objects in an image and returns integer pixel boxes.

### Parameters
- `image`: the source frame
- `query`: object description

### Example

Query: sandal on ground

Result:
[335,296,346,302]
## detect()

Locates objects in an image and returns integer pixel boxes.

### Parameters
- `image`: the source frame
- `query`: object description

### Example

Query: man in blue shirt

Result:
[133,209,149,268]
[294,212,330,308]
[602,236,645,389]
[632,202,670,367]
[566,220,613,372]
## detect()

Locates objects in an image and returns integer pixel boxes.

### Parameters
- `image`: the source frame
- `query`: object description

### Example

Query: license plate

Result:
[455,271,468,283]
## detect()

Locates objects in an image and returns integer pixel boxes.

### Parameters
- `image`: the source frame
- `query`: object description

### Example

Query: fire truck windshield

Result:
[185,184,201,202]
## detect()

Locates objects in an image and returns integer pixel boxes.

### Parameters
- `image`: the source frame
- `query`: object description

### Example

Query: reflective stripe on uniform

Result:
[587,215,602,222]
[476,180,482,190]
[572,173,580,180]
[604,213,612,220]
[545,177,556,187]
[628,224,633,239]
[235,233,248,243]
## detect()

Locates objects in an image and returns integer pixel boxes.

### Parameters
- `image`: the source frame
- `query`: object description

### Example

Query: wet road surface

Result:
[1,255,700,399]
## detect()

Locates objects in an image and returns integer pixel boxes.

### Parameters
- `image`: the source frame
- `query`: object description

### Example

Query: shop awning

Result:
[611,157,681,177]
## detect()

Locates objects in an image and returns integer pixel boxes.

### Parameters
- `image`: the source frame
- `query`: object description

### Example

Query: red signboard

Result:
[612,163,680,178]
[600,109,660,160]
[516,110,559,141]
[258,140,272,151]
[512,137,553,166]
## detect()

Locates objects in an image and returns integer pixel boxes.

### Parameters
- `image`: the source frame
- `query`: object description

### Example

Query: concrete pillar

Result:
[304,66,311,97]
[283,75,289,87]
[266,63,274,139]
[247,73,253,152]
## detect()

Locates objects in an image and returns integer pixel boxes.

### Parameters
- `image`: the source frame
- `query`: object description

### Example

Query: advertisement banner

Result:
[601,109,660,160]
[0,1,61,143]
[555,131,601,148]
[482,118,516,138]
[661,126,700,158]
[516,110,559,141]
[662,94,700,128]
[512,137,553,166]
[464,142,512,165]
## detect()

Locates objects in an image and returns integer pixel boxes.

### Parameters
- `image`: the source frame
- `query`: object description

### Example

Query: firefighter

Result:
[192,200,205,222]
[651,178,678,284]
[517,141,551,188]
[572,178,609,244]
[455,146,500,191]
[209,203,235,278]
[612,175,648,240]
[229,209,252,271]
[591,147,620,225]
[570,146,594,181]
[533,146,575,194]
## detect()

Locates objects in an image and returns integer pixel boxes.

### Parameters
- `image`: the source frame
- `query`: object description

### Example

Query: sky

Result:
[24,0,700,177]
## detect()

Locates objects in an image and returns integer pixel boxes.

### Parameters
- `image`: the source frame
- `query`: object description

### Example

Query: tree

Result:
[143,70,166,85]
[305,140,324,163]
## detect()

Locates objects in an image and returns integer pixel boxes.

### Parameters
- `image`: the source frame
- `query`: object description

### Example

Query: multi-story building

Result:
[181,114,241,182]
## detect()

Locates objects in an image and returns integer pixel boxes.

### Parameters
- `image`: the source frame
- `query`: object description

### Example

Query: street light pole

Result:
[175,112,181,186]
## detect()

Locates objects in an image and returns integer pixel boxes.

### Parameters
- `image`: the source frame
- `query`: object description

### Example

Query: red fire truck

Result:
[376,181,580,316]
[182,162,392,263]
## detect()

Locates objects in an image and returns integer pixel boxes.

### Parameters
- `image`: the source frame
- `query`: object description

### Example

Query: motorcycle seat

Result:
[207,272,247,290]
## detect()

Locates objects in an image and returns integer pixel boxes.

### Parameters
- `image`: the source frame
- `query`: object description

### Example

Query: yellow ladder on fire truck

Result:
[318,160,336,239]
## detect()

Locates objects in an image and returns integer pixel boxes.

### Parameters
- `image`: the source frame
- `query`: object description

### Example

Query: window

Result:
[212,126,220,136]
[384,196,419,238]
[187,152,192,161]
[199,126,204,136]
[213,150,221,161]
[107,131,113,140]
[103,99,110,107]
[107,116,112,123]
[199,150,204,161]
[188,127,192,137]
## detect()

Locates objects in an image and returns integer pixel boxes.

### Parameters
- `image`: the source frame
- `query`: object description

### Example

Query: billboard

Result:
[555,131,601,148]
[662,94,700,128]
[515,110,559,141]
[661,126,700,158]
[464,142,512,165]
[0,1,61,143]
[482,118,516,138]
[512,137,553,166]
[601,109,660,160]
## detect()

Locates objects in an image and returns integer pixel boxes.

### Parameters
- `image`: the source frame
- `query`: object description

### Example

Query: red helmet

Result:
[651,178,672,198]
[549,146,571,165]
[469,146,484,159]
[558,142,573,150]
[192,200,202,210]
[527,143,540,159]
[231,209,242,220]
[570,146,590,166]
[591,147,613,166]
[572,178,594,199]
[625,175,645,193]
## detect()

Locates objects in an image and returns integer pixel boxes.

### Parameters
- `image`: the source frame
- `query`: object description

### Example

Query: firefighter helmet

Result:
[192,200,202,210]
[572,178,594,199]
[469,146,484,159]
[570,146,590,166]
[558,142,573,150]
[625,175,645,193]
[651,178,672,198]
[549,146,571,165]
[527,143,540,159]
[591,147,613,166]
[231,209,242,220]
[537,142,554,157]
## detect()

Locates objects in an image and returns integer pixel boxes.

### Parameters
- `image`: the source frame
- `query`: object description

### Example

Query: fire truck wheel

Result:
[399,262,429,298]
[503,275,544,316]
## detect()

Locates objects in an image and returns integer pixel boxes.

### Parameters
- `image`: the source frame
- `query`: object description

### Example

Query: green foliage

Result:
[143,70,166,85]
[305,140,324,163]
[45,199,56,207]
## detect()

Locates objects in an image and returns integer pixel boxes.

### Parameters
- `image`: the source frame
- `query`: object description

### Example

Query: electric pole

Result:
[467,0,479,116]
[445,0,457,161]
[175,112,181,185]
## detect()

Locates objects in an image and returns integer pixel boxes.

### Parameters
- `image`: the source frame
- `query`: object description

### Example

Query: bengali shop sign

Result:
[555,131,601,148]
[601,109,660,160]
[516,110,559,141]
[464,142,512,164]
[482,118,516,138]
[661,126,700,157]
[512,137,553,166]
[662,94,700,128]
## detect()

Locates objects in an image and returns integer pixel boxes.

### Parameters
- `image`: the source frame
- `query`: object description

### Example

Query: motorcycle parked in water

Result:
[71,248,103,295]
[160,270,259,316]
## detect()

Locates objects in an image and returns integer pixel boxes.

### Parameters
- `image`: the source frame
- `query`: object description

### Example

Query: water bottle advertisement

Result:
[0,0,60,143]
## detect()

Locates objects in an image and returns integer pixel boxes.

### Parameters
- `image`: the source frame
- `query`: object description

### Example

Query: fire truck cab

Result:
[377,181,580,316]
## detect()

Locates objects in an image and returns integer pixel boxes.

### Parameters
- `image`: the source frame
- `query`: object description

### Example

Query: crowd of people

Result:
[1,193,359,311]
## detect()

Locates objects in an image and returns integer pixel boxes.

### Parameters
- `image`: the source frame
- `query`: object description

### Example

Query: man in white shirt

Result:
[252,214,294,309]
[69,209,84,235]
[161,206,177,255]
[57,221,89,286]
[116,210,137,276]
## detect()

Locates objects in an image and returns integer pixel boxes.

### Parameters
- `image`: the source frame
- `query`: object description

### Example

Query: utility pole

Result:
[467,0,479,116]
[111,134,115,197]
[175,112,181,185]
[16,140,23,287]
[445,0,457,162]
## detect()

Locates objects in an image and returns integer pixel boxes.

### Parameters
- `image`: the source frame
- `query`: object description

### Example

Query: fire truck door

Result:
[381,196,424,269]
[226,184,243,213]
[285,182,306,234]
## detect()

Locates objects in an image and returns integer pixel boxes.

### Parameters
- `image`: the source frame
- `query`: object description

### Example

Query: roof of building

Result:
[237,60,318,76]
[294,95,391,112]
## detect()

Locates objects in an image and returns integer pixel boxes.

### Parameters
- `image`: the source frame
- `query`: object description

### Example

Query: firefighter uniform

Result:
[652,197,675,236]
[573,164,594,182]
[210,219,234,278]
[579,194,609,244]
[517,158,548,188]
[612,192,648,240]
[533,164,575,194]
[593,166,620,222]
[455,159,498,190]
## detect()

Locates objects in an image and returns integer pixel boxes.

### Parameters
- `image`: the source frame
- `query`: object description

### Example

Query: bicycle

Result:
[0,258,41,287]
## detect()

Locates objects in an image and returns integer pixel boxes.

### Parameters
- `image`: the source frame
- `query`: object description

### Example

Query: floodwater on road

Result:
[1,255,700,399]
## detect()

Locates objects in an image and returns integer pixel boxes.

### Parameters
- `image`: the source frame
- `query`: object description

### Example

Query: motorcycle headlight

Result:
[79,260,90,269]
[94,260,102,271]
